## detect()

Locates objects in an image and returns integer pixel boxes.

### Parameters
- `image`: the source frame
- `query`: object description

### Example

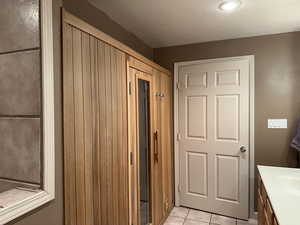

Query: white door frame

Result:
[173,55,255,219]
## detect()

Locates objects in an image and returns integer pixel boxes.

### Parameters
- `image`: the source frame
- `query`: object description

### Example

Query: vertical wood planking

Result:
[167,75,174,208]
[63,23,77,225]
[153,69,164,224]
[120,52,129,225]
[63,12,173,225]
[162,73,168,213]
[90,36,101,225]
[165,74,173,210]
[127,64,133,225]
[104,43,114,225]
[129,67,138,225]
[72,27,86,225]
[63,23,147,225]
[97,40,108,225]
[116,49,123,225]
[81,32,94,225]
[161,73,174,213]
[110,47,119,225]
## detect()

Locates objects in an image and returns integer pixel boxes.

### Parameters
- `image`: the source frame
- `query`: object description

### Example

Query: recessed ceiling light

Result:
[219,0,241,12]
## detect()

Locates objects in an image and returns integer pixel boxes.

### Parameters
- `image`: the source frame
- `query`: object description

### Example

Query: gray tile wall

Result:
[0,50,41,115]
[0,0,42,186]
[0,119,41,183]
[0,0,40,53]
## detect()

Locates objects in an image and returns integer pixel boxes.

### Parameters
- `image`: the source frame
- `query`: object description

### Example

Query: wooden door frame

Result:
[127,63,155,225]
[173,55,255,219]
[136,72,154,225]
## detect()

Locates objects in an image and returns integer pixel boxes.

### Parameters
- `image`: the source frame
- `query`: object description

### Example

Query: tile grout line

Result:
[169,207,246,225]
[183,208,189,225]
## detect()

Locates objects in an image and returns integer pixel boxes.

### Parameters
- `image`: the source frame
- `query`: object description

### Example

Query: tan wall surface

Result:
[63,0,153,59]
[154,32,300,208]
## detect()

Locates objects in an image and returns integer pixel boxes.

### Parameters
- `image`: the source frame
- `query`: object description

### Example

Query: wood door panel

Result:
[63,24,129,225]
[128,66,138,225]
[128,67,174,225]
[120,49,129,225]
[153,69,164,225]
[161,72,174,214]
[129,69,154,225]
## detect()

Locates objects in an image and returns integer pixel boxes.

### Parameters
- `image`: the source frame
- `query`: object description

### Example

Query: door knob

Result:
[240,146,247,153]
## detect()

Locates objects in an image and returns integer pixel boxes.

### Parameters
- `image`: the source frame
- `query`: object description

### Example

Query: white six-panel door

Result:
[178,59,249,219]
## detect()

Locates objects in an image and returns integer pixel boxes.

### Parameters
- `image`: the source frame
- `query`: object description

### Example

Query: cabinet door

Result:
[257,190,265,225]
[152,69,164,225]
[161,72,174,214]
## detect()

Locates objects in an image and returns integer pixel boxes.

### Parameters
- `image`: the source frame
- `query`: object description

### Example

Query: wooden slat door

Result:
[152,69,164,225]
[128,66,155,225]
[128,66,138,225]
[63,23,129,225]
[160,72,174,214]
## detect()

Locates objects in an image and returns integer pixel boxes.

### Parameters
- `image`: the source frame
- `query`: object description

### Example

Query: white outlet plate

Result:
[268,119,288,129]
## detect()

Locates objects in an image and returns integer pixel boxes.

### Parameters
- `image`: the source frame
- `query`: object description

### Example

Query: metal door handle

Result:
[154,131,159,163]
[240,146,247,153]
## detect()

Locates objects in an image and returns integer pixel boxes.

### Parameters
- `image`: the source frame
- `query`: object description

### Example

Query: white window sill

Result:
[0,190,54,225]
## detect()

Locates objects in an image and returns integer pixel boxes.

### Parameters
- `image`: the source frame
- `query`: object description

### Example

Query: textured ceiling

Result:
[89,0,300,48]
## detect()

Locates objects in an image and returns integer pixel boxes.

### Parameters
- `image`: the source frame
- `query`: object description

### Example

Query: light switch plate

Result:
[268,119,288,129]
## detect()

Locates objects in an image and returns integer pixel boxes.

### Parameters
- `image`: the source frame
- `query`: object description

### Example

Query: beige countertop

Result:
[258,165,300,225]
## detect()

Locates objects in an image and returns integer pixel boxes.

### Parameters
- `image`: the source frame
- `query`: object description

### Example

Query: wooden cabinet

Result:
[257,174,279,225]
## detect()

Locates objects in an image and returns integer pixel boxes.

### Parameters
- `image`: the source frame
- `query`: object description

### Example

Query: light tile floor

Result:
[164,207,258,225]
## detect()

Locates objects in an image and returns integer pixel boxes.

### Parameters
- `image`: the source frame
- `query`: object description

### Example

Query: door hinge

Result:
[178,184,181,193]
[164,201,169,212]
[130,152,133,165]
[177,133,181,141]
[176,82,181,90]
[128,81,132,95]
